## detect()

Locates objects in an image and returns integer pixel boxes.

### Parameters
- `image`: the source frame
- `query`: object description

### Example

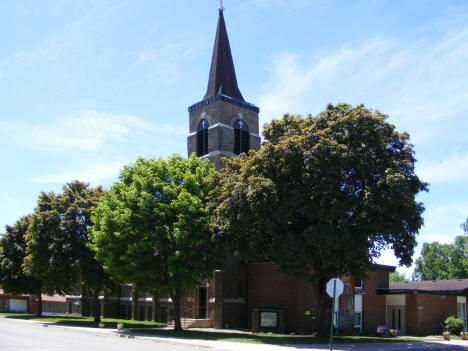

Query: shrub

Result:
[444,316,465,335]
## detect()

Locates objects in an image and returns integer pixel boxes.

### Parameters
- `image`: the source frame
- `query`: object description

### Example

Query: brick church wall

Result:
[247,262,317,333]
[362,270,389,334]
[414,294,456,335]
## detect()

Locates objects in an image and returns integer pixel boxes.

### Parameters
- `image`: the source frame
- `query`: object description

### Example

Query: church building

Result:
[1,5,467,336]
[67,5,395,334]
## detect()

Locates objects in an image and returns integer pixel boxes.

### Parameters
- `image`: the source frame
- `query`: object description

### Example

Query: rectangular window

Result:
[354,294,363,329]
[457,297,467,330]
[354,312,361,327]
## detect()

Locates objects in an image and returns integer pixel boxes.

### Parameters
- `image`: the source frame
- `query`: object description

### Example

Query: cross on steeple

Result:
[218,0,224,11]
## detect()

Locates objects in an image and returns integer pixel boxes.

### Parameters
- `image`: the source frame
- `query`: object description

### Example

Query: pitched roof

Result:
[388,279,468,294]
[204,9,244,102]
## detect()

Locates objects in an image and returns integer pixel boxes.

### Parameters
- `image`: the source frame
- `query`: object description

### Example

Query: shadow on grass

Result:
[5,314,87,321]
[127,329,423,345]
[3,313,165,330]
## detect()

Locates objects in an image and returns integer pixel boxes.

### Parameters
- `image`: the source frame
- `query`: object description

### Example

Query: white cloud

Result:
[1,111,149,152]
[251,0,327,9]
[33,163,122,185]
[1,110,185,153]
[132,42,199,84]
[373,202,468,275]
[257,37,404,125]
[257,25,468,137]
[422,203,468,236]
[417,153,468,183]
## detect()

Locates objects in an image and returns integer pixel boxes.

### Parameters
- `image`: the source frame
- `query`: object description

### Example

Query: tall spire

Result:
[204,7,244,102]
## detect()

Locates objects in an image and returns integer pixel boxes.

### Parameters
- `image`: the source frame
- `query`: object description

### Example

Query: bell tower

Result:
[187,6,260,169]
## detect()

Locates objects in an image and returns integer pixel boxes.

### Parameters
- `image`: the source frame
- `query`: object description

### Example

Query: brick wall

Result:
[362,270,389,334]
[406,294,418,335]
[247,262,318,333]
[414,294,456,335]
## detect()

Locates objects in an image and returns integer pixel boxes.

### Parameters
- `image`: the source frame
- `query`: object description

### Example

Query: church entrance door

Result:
[198,287,207,319]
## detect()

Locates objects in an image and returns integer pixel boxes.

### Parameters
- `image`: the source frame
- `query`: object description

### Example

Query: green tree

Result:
[0,216,42,311]
[89,154,219,331]
[389,271,409,282]
[413,235,468,280]
[209,104,427,332]
[58,181,108,322]
[22,182,106,318]
[23,192,79,314]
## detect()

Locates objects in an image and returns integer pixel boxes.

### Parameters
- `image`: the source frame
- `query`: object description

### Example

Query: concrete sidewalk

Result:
[2,316,468,351]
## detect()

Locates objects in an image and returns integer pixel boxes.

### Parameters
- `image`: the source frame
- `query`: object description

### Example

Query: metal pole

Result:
[329,280,336,351]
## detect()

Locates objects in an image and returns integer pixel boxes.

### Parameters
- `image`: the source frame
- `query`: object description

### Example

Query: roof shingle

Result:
[389,279,468,294]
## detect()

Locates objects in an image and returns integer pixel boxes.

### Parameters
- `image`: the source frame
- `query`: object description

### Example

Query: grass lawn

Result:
[0,312,165,329]
[0,313,430,345]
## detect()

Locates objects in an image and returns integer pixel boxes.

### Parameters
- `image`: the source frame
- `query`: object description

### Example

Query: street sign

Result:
[326,278,344,351]
[326,278,344,298]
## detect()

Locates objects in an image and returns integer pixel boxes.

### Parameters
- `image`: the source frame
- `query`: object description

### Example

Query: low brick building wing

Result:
[0,289,30,313]
[377,279,468,335]
[0,289,68,315]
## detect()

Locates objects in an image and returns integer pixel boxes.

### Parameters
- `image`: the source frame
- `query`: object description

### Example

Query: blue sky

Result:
[1,0,467,277]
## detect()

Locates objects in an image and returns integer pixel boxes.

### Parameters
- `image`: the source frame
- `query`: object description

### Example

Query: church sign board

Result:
[260,310,278,328]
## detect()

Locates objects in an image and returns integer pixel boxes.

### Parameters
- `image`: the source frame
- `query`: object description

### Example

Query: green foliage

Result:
[0,216,41,296]
[413,235,468,280]
[209,104,427,283]
[2,181,105,317]
[57,181,108,322]
[444,316,465,335]
[304,308,318,320]
[24,191,77,295]
[462,218,468,235]
[389,271,409,282]
[22,182,105,298]
[89,154,218,330]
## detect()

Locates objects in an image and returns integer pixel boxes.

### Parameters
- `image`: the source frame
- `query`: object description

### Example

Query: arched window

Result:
[234,119,249,155]
[197,119,209,156]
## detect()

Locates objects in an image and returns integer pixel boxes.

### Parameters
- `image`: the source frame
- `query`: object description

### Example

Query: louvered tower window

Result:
[234,119,249,155]
[197,119,209,156]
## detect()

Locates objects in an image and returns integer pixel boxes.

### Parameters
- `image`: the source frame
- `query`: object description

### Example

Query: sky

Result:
[1,0,467,278]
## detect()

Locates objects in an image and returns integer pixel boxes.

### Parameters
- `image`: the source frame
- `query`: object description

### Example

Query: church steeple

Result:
[204,8,244,102]
[187,6,260,170]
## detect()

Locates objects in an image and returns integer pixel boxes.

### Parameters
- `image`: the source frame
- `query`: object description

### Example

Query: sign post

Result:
[326,278,344,351]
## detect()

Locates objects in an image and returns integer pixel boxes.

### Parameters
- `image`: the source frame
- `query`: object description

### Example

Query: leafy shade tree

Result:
[390,271,410,282]
[89,154,219,331]
[23,182,106,319]
[24,191,80,311]
[58,181,108,323]
[0,216,42,312]
[413,235,468,281]
[209,104,427,333]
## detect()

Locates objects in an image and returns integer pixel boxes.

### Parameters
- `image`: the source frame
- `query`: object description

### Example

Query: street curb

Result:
[2,317,468,350]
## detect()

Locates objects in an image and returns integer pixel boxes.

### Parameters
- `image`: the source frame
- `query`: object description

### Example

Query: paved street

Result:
[1,318,468,351]
[0,318,199,351]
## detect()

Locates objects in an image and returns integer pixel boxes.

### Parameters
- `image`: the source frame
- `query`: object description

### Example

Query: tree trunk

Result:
[172,294,182,331]
[315,278,333,336]
[37,292,42,316]
[163,268,183,331]
[92,290,101,323]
